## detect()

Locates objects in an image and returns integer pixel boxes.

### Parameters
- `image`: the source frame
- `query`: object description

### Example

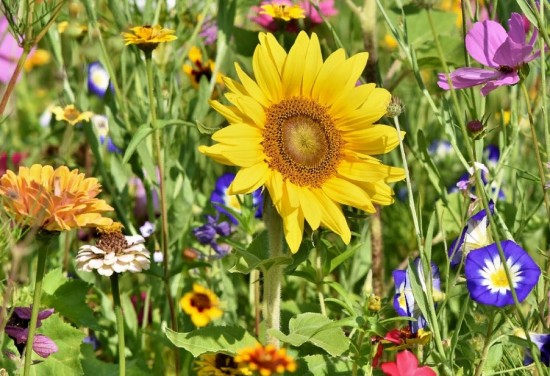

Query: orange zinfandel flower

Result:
[235,344,296,376]
[0,164,113,231]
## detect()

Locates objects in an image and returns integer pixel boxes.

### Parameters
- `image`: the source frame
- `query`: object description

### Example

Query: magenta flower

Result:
[5,307,58,358]
[0,17,37,84]
[251,0,337,32]
[438,13,539,96]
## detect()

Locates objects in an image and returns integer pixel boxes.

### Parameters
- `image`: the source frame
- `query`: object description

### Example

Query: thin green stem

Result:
[315,249,327,316]
[351,330,366,376]
[23,238,50,376]
[474,313,496,376]
[263,195,284,348]
[110,273,126,376]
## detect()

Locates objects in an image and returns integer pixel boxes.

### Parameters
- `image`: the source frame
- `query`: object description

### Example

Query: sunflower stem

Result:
[110,273,126,376]
[144,55,180,374]
[23,235,53,376]
[263,195,284,348]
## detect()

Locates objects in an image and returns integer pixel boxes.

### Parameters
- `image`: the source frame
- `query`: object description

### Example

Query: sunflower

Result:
[180,283,223,327]
[122,25,177,52]
[195,353,248,376]
[0,164,113,231]
[199,32,405,252]
[51,104,93,126]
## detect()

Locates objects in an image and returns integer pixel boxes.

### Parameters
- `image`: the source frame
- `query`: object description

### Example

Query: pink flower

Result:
[437,13,539,96]
[0,151,26,176]
[251,0,337,32]
[0,16,35,84]
[381,350,436,376]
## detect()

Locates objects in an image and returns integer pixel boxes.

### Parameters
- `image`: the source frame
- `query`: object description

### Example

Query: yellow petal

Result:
[301,33,323,97]
[199,143,263,167]
[265,171,284,205]
[229,163,270,194]
[281,205,304,253]
[210,100,243,124]
[235,63,270,107]
[337,158,393,182]
[343,126,403,155]
[281,31,309,97]
[298,188,322,230]
[260,33,287,74]
[225,94,266,129]
[212,123,263,145]
[254,36,283,103]
[322,177,375,213]
[311,49,346,103]
[329,83,376,120]
[338,87,391,129]
[311,190,351,244]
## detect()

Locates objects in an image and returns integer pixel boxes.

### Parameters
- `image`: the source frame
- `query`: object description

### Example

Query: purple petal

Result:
[438,68,499,90]
[37,308,54,321]
[507,13,527,44]
[480,72,519,96]
[33,334,58,358]
[5,327,27,343]
[13,307,32,320]
[392,269,407,291]
[466,20,508,68]
[493,39,533,67]
[449,228,466,267]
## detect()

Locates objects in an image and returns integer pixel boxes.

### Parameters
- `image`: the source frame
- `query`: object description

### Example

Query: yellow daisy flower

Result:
[260,3,305,21]
[122,25,177,52]
[195,353,249,376]
[235,344,296,375]
[0,164,113,231]
[24,49,51,71]
[180,283,223,327]
[51,104,93,126]
[199,32,405,252]
[183,46,224,88]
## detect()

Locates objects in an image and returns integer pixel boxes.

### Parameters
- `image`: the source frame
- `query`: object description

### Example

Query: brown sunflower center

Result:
[215,353,238,372]
[191,292,212,312]
[262,97,343,187]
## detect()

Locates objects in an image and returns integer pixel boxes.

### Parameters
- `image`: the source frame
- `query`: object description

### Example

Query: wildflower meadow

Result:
[1,0,550,375]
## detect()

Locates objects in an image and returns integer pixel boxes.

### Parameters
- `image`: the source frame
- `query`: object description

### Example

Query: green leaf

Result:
[29,313,85,376]
[122,123,152,164]
[229,231,293,273]
[268,313,350,356]
[42,268,101,331]
[298,354,352,375]
[80,345,151,376]
[165,326,258,356]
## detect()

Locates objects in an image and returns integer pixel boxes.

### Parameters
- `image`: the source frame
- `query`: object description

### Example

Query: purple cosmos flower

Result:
[393,258,441,333]
[465,240,540,307]
[449,202,494,267]
[5,307,58,358]
[524,333,550,366]
[210,173,263,223]
[438,13,539,96]
[0,17,36,83]
[88,61,112,97]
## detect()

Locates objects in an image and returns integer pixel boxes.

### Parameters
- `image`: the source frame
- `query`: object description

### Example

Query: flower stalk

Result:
[110,273,126,376]
[263,195,284,347]
[23,235,53,376]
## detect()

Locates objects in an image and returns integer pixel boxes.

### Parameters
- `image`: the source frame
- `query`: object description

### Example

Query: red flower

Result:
[381,350,436,376]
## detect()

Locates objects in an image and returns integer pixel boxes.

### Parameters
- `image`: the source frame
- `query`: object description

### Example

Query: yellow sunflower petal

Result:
[301,33,323,97]
[311,48,346,103]
[281,31,309,97]
[265,171,284,205]
[311,190,351,244]
[343,126,404,155]
[299,188,322,230]
[281,205,304,253]
[259,32,287,74]
[329,83,376,120]
[229,163,270,194]
[235,63,270,107]
[211,123,263,145]
[209,100,243,124]
[337,158,393,182]
[338,87,392,129]
[199,143,263,167]
[322,177,375,213]
[317,52,368,106]
[254,37,283,103]
[225,94,266,129]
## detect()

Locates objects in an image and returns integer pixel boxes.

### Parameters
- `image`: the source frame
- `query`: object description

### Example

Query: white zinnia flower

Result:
[76,224,150,277]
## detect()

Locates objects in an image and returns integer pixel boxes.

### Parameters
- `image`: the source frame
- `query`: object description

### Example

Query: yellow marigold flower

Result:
[260,3,305,21]
[199,32,405,252]
[51,104,93,126]
[0,164,113,231]
[24,49,51,71]
[122,25,177,52]
[183,46,224,88]
[180,283,223,327]
[195,353,250,376]
[235,344,296,375]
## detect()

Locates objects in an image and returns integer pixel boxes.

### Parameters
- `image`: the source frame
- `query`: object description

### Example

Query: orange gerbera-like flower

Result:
[180,283,223,327]
[122,25,177,52]
[0,164,113,231]
[235,344,296,375]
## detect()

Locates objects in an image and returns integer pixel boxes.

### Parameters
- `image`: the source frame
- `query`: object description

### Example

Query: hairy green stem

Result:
[111,273,126,376]
[315,249,327,316]
[474,314,495,376]
[263,195,284,347]
[23,237,51,376]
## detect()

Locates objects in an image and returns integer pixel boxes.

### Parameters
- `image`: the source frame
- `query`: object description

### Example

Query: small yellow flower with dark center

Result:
[76,222,151,277]
[235,344,296,375]
[180,284,223,327]
[122,25,177,52]
[183,46,224,88]
[199,32,405,252]
[260,3,305,21]
[195,353,249,376]
[51,104,93,126]
[0,165,113,231]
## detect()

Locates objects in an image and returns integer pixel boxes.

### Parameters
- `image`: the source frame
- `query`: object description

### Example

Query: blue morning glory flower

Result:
[210,173,263,223]
[524,332,550,366]
[449,202,494,267]
[465,240,540,307]
[393,258,442,333]
[88,61,112,97]
[192,215,233,257]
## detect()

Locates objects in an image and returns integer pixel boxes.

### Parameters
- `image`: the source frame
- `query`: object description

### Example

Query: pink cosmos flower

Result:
[0,16,36,84]
[251,0,337,32]
[381,350,436,376]
[437,13,539,96]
